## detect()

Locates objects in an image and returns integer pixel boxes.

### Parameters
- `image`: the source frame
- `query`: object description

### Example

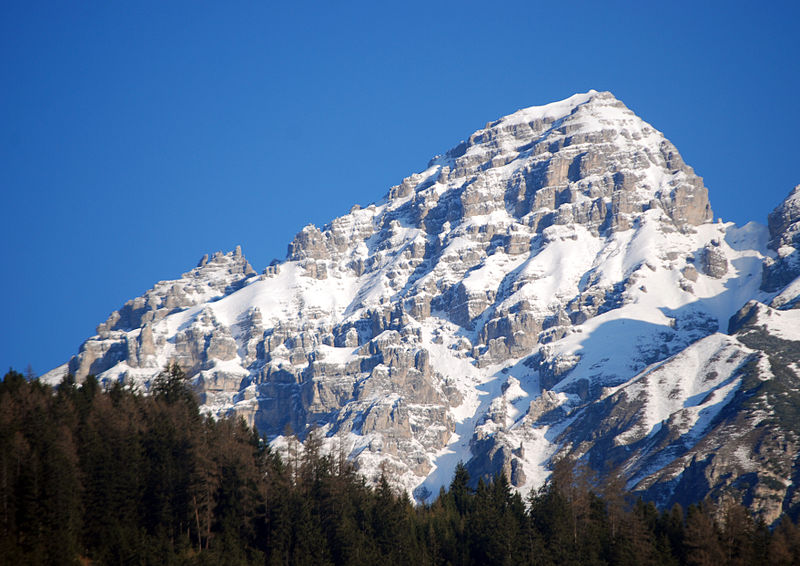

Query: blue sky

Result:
[2,1,799,375]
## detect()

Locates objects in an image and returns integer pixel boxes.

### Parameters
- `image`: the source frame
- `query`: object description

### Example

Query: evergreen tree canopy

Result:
[1,367,799,566]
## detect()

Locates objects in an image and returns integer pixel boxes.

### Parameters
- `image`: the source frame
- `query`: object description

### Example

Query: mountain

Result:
[42,91,800,522]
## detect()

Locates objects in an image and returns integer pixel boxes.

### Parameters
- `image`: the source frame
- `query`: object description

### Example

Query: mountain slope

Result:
[43,91,798,519]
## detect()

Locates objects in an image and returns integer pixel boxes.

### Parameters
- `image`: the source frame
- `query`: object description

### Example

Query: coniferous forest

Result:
[2,366,800,566]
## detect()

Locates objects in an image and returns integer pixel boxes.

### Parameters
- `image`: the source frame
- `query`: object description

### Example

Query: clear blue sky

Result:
[2,1,799,375]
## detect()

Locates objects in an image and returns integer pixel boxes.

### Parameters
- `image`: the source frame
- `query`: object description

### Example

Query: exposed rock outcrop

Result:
[763,185,800,292]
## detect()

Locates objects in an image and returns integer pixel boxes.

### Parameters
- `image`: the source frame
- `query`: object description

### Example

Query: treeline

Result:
[2,367,800,566]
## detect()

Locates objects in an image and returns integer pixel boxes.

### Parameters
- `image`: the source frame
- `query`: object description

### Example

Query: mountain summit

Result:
[44,91,800,521]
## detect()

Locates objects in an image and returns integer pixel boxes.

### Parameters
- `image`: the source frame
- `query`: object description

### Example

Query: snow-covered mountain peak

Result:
[493,89,599,125]
[43,93,800,522]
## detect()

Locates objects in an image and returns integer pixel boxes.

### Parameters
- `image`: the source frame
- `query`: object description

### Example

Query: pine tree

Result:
[768,517,800,566]
[151,362,195,407]
[684,503,725,566]
[450,461,472,516]
[720,501,756,566]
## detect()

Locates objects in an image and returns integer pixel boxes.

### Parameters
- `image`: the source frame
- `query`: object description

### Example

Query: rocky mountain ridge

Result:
[43,91,800,522]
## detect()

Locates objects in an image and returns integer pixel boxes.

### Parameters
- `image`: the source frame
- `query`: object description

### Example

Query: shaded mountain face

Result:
[44,91,800,521]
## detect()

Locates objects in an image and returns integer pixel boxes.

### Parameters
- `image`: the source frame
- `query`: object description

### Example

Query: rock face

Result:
[43,91,800,521]
[763,185,800,293]
[67,248,257,381]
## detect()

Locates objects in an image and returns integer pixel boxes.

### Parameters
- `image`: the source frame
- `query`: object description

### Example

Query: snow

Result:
[499,90,598,127]
[40,362,70,385]
[205,263,360,327]
[612,333,751,445]
[315,344,360,365]
[461,250,527,295]
[757,306,800,341]
[530,213,769,396]
[499,224,604,313]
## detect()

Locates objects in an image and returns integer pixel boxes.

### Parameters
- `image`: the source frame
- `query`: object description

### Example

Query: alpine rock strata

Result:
[43,91,800,522]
